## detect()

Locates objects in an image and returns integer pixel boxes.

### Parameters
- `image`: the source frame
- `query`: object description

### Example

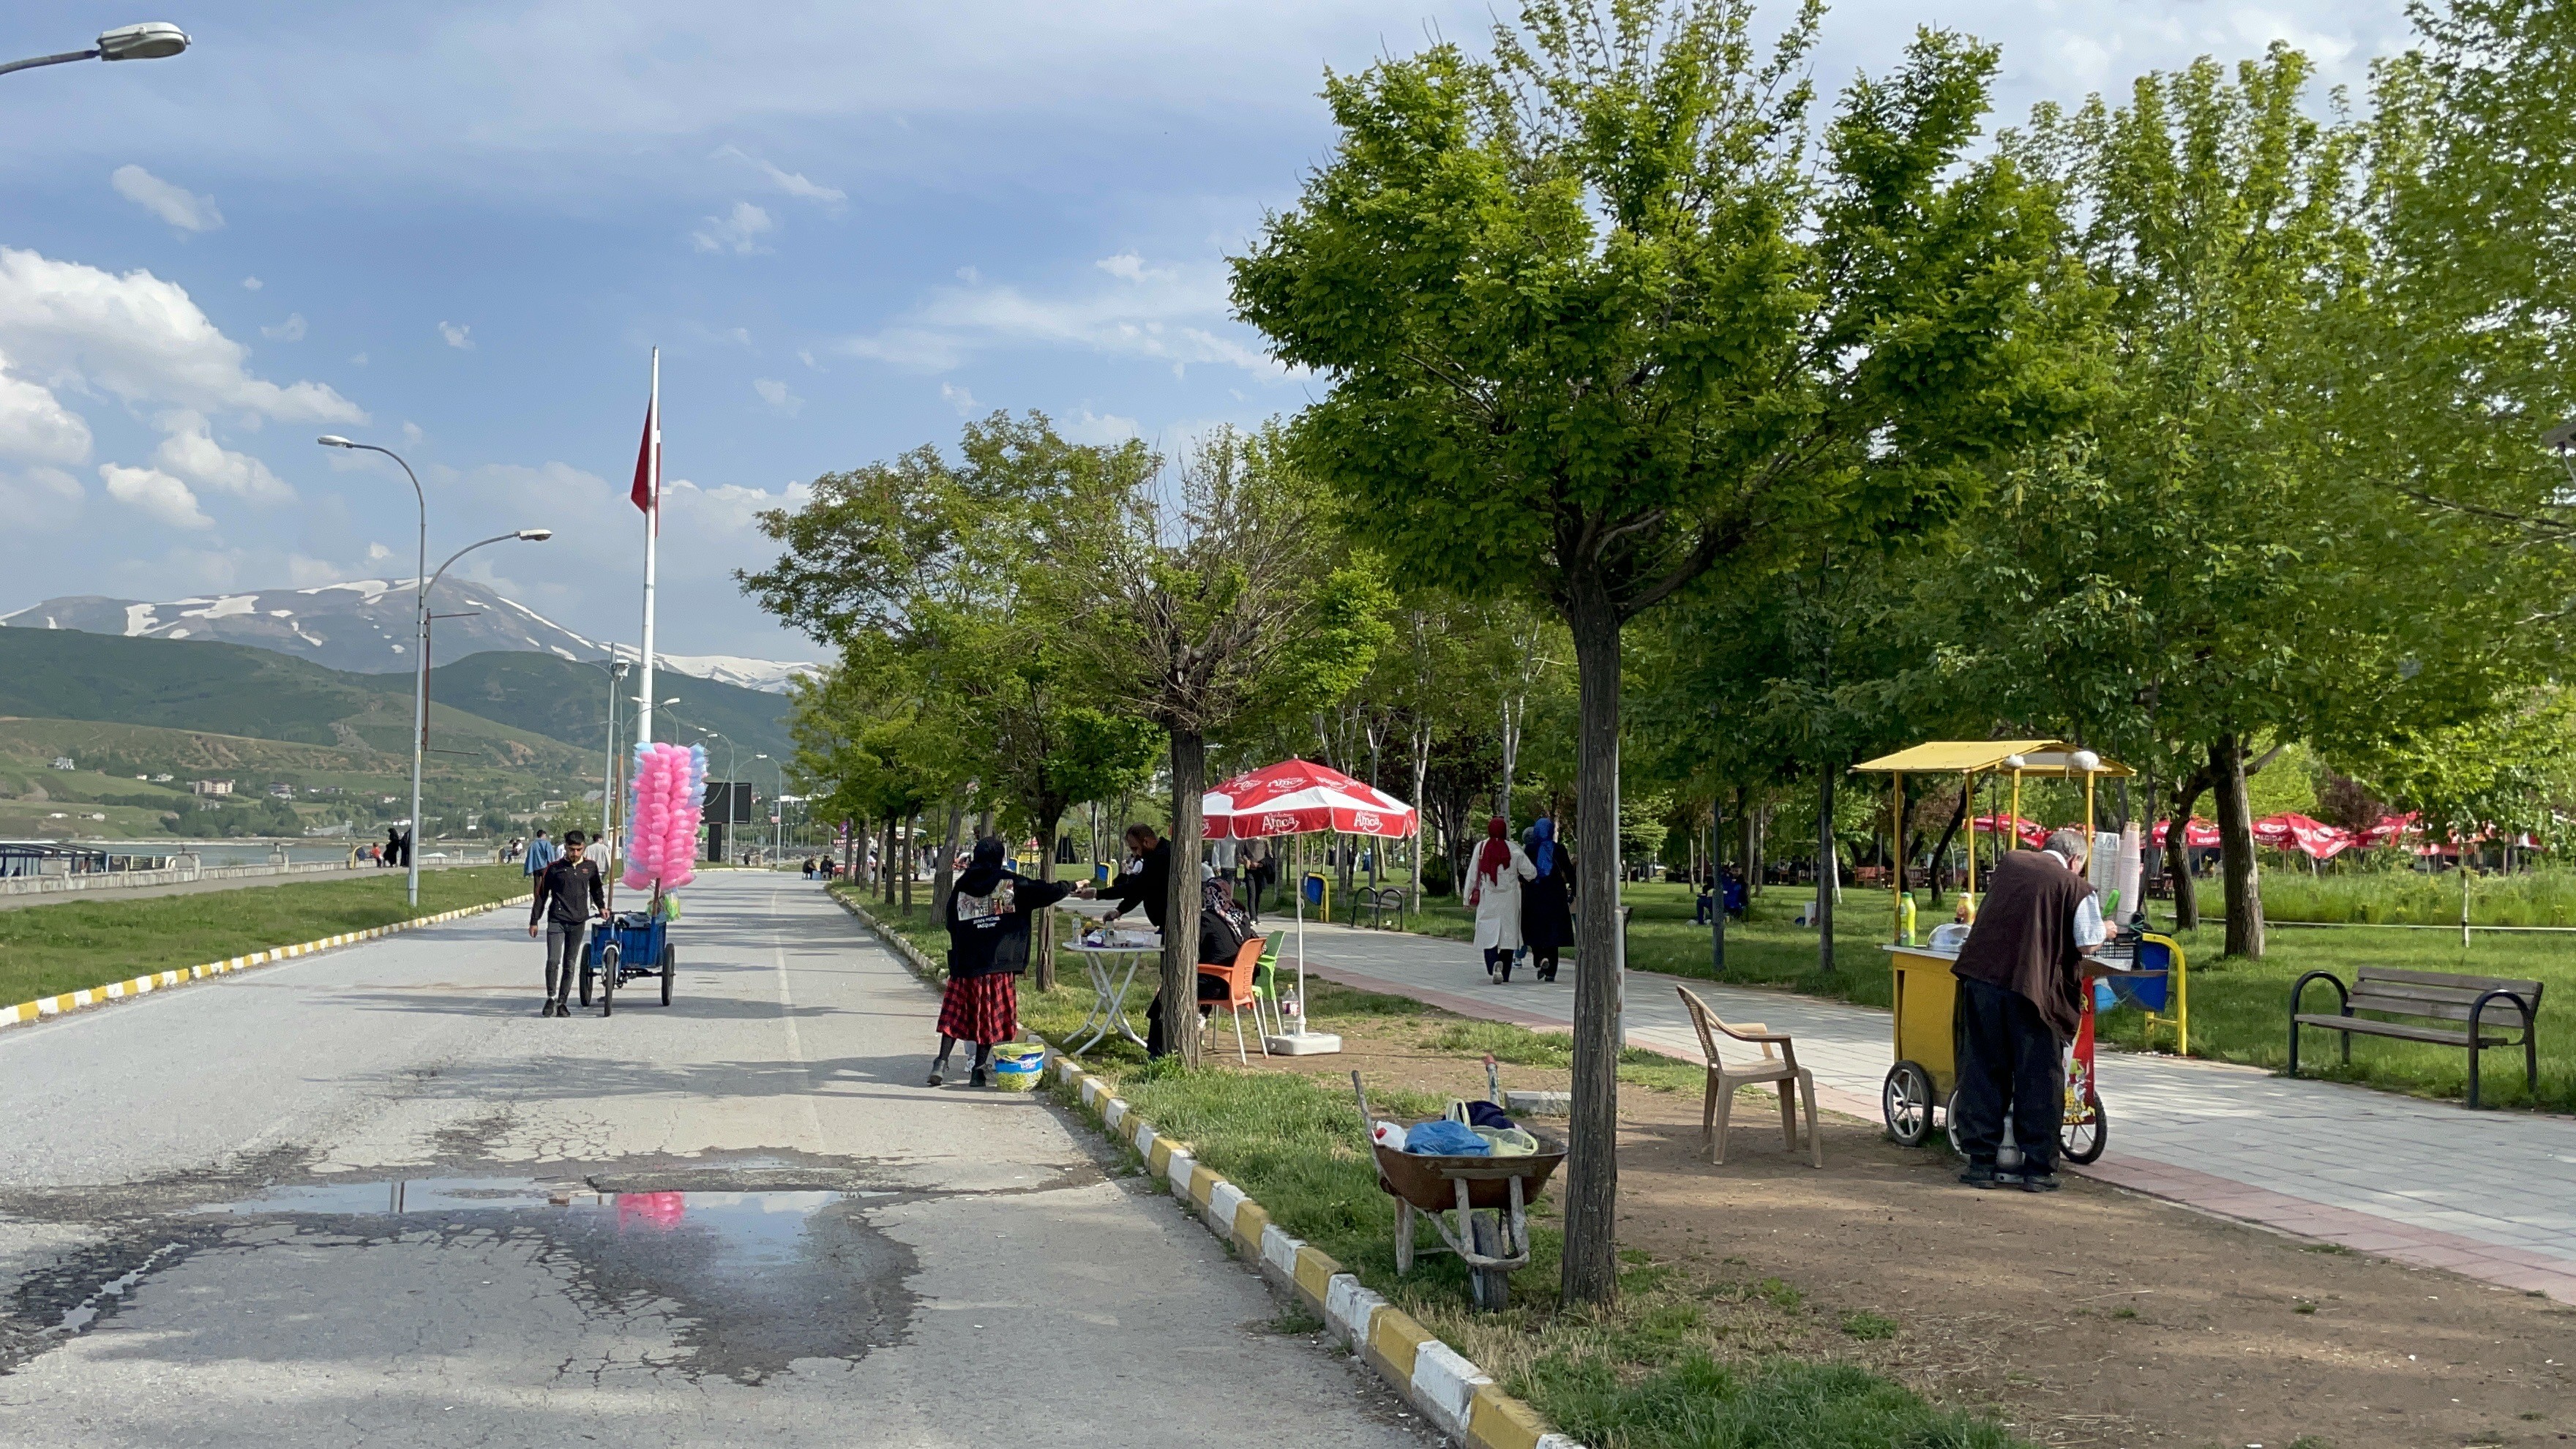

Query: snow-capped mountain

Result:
[0,582,816,692]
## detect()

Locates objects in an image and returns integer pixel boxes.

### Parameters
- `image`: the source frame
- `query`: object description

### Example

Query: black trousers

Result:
[1952,977,2064,1173]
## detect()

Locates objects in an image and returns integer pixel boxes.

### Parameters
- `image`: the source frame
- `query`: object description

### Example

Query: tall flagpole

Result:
[638,348,660,749]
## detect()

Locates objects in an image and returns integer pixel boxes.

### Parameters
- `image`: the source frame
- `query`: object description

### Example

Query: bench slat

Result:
[2355,965,2544,996]
[2293,1014,2519,1048]
[2348,992,2537,1027]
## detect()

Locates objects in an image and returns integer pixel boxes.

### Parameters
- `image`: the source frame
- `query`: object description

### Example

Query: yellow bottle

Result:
[1897,891,1918,947]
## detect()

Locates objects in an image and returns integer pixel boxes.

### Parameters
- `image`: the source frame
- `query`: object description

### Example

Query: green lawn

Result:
[828,883,2021,1449]
[0,865,531,1006]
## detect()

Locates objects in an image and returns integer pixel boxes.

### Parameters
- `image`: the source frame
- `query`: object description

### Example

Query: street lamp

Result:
[755,752,784,865]
[592,659,632,876]
[2,23,190,77]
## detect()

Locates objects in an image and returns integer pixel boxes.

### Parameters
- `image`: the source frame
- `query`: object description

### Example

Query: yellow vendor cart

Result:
[1852,741,2169,1163]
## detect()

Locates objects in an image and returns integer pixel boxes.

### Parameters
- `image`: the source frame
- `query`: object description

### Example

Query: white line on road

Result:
[774,888,828,1151]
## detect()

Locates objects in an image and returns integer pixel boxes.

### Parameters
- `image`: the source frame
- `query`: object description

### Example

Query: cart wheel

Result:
[2061,1091,2108,1164]
[1883,1060,1936,1147]
[599,944,617,1017]
[579,959,595,1008]
[1468,1211,1510,1311]
[1944,1087,1965,1158]
[659,944,676,1006]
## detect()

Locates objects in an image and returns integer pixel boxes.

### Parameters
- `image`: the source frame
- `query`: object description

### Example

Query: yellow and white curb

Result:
[0,893,536,1030]
[1052,1055,1582,1449]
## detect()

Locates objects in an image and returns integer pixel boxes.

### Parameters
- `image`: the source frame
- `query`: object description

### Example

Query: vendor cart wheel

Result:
[578,959,596,1008]
[659,944,676,1006]
[599,943,618,1017]
[1883,1060,1936,1147]
[2061,1092,2107,1165]
[1468,1211,1510,1311]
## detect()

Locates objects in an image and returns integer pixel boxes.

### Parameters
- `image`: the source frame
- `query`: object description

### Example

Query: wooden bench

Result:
[2288,965,2543,1108]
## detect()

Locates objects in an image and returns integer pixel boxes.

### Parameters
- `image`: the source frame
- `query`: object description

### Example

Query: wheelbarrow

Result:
[1352,1061,1565,1311]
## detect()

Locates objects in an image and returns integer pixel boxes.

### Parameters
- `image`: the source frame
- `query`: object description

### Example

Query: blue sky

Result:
[0,0,2416,662]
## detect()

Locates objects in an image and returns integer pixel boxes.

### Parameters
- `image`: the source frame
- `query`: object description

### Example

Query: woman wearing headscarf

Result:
[1145,871,1260,1057]
[935,836,1092,1087]
[1467,816,1536,983]
[1519,816,1576,983]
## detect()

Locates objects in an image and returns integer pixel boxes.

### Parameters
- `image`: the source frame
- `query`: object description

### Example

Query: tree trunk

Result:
[1922,790,1966,907]
[1560,590,1623,1308]
[1816,766,1836,973]
[2209,735,2265,958]
[1159,728,1208,1066]
[902,813,917,913]
[880,818,896,906]
[2165,766,2212,932]
[1035,811,1062,992]
[933,793,964,924]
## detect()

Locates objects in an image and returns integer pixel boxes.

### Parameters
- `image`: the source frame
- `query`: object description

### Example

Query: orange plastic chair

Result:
[1198,935,1267,1063]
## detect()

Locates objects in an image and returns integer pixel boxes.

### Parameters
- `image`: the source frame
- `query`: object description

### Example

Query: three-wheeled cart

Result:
[581,909,676,1015]
[1353,1063,1564,1310]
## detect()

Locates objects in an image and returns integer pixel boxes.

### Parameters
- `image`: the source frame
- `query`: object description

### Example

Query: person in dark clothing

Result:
[1519,817,1575,983]
[935,836,1090,1085]
[1147,874,1258,1057]
[525,830,606,1016]
[1098,824,1174,929]
[1948,829,2105,1191]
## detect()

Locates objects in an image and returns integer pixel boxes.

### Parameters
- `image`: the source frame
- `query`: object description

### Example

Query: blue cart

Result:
[580,910,675,1014]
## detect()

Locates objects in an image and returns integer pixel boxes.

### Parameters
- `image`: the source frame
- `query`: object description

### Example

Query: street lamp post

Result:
[1,23,189,77]
[596,659,632,879]
[755,752,785,866]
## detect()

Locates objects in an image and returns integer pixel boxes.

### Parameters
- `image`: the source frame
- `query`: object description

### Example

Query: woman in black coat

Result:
[1519,817,1576,983]
[935,836,1090,1086]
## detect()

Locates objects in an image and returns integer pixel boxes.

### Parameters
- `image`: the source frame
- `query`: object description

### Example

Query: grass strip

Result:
[0,865,531,1006]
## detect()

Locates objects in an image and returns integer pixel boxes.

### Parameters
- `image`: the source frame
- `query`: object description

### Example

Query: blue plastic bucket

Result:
[989,1041,1046,1093]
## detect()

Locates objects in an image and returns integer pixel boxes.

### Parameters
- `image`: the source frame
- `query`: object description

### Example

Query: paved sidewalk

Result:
[1281,920,2576,1304]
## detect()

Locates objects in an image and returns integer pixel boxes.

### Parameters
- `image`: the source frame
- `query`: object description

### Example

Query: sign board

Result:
[703,782,755,825]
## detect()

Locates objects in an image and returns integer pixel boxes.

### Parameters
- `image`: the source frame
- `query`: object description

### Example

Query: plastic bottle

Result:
[1898,891,1918,947]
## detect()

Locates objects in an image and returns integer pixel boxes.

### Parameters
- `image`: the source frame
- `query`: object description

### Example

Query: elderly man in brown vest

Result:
[1950,828,2106,1191]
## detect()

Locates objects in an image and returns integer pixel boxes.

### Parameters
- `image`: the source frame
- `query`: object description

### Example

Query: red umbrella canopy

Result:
[1203,757,1418,839]
[1970,815,2048,849]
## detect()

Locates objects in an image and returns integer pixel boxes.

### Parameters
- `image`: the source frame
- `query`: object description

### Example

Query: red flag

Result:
[630,396,656,517]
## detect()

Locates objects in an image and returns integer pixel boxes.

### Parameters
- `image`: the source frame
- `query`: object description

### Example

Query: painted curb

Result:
[830,891,944,983]
[0,891,536,1030]
[1046,1052,1584,1449]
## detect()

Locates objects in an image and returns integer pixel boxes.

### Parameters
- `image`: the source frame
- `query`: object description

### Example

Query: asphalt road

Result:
[0,872,1429,1448]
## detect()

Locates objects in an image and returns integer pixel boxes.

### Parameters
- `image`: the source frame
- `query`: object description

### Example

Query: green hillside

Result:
[0,630,591,773]
[429,651,794,771]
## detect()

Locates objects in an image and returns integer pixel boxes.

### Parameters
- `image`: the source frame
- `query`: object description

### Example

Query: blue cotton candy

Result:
[1406,1120,1490,1156]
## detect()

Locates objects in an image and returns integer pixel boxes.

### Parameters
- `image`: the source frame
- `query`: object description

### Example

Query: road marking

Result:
[773,889,828,1151]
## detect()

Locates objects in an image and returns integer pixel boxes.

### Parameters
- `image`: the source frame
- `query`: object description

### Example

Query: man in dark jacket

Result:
[1098,824,1174,929]
[527,829,606,1017]
[1949,828,2105,1191]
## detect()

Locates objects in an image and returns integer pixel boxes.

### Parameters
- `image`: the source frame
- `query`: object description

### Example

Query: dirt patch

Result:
[1242,1002,2576,1448]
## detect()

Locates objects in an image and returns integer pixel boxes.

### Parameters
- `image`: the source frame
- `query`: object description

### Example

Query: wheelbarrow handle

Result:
[1350,1070,1374,1140]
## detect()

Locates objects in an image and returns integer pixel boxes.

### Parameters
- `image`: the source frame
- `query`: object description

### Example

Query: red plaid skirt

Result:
[936,973,1018,1044]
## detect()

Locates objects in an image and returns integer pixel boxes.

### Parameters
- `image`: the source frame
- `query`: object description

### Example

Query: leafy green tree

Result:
[1232,0,2086,1300]
[1048,424,1390,1066]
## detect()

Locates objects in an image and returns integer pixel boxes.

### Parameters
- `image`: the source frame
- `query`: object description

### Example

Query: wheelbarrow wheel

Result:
[1469,1212,1509,1311]
[599,943,618,1017]
[579,957,596,1008]
[1883,1060,1936,1146]
[659,944,676,1006]
[1944,1087,1964,1157]
[2061,1090,2107,1164]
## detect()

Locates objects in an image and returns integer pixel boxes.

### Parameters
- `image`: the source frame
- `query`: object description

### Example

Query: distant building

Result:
[189,780,233,796]
[50,757,72,771]
[152,774,173,783]
[267,782,296,799]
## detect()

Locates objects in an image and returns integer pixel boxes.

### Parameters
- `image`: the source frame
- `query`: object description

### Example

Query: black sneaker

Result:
[2020,1171,2062,1193]
[970,1066,990,1088]
[1958,1162,2003,1188]
[926,1063,946,1087]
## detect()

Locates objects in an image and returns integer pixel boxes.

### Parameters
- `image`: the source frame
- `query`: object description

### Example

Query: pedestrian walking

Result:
[1948,828,2105,1192]
[526,829,606,1017]
[933,837,1090,1085]
[523,830,556,879]
[1519,817,1574,983]
[1467,816,1535,982]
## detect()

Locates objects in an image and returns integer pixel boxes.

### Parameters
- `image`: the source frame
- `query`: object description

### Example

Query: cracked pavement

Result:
[0,873,1432,1448]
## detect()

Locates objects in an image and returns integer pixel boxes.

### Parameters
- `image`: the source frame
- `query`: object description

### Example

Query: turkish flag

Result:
[630,395,656,520]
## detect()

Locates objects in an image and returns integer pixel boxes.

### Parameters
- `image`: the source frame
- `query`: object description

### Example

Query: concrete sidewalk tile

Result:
[1364,1306,1429,1383]
[1465,1385,1551,1449]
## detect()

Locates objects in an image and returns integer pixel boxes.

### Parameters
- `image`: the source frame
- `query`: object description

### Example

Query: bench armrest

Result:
[2470,987,2537,1040]
[2289,970,2349,1018]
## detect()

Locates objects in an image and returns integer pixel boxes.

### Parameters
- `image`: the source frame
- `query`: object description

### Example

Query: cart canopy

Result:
[1852,740,2133,778]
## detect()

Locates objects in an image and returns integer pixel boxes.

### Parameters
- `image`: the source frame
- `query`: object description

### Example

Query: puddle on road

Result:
[10,1175,919,1383]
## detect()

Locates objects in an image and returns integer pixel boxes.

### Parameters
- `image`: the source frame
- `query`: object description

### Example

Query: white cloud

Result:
[349,351,367,366]
[838,257,1281,377]
[0,248,366,423]
[691,201,776,255]
[151,411,296,506]
[753,378,803,416]
[712,146,846,206]
[100,463,213,530]
[110,165,224,233]
[402,421,424,443]
[367,542,393,563]
[1064,408,1140,443]
[261,312,307,342]
[438,321,473,350]
[0,465,83,531]
[795,348,818,370]
[241,277,263,291]
[940,381,977,416]
[0,351,94,465]
[956,266,981,285]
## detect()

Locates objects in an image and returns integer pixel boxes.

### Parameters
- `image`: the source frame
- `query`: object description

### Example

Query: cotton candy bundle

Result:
[623,741,707,892]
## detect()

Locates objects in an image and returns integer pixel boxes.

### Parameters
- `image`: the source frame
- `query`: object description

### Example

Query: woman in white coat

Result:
[1467,815,1537,983]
